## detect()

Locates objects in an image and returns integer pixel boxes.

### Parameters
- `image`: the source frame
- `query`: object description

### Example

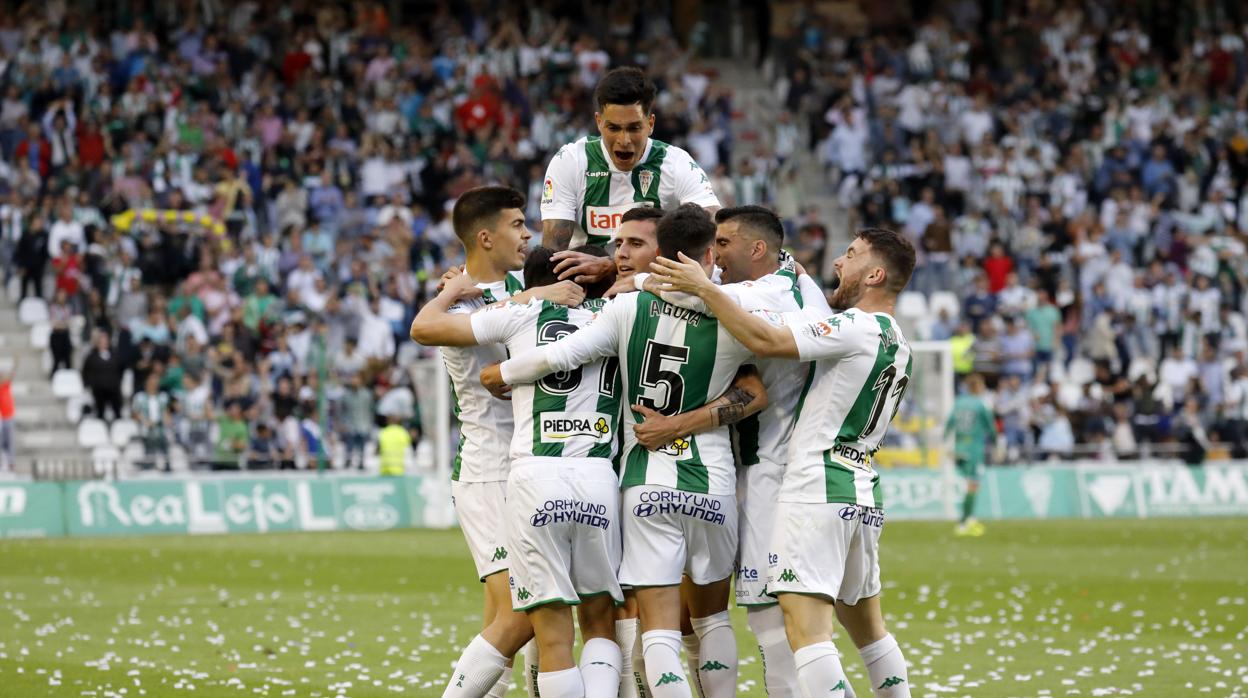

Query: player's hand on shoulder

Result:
[479,363,512,400]
[531,279,586,307]
[604,276,634,299]
[442,268,483,302]
[552,250,615,284]
[436,265,466,294]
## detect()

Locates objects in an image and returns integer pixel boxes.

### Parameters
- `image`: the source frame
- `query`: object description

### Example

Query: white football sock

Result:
[860,634,910,697]
[617,619,641,698]
[681,633,703,696]
[746,605,801,698]
[485,659,514,698]
[523,639,541,697]
[642,629,691,698]
[690,612,736,698]
[538,666,584,698]
[443,634,509,698]
[580,637,622,697]
[793,641,849,697]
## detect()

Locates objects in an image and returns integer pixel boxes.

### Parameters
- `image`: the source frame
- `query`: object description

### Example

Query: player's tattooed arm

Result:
[631,366,768,451]
[542,218,582,250]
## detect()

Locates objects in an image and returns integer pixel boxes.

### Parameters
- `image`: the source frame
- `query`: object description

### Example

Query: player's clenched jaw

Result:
[596,103,654,171]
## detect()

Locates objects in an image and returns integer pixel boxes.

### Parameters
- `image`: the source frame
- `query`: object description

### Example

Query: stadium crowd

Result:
[3,0,1248,469]
[0,0,759,470]
[774,1,1248,464]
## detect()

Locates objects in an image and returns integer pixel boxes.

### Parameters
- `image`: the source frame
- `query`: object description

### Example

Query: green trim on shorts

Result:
[735,599,779,608]
[577,589,627,608]
[514,596,582,612]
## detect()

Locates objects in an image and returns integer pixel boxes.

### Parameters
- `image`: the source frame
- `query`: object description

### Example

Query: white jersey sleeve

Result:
[470,299,540,345]
[797,274,833,315]
[540,143,587,222]
[660,145,721,209]
[500,298,625,384]
[788,311,863,362]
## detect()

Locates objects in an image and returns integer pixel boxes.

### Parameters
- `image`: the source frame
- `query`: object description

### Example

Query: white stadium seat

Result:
[110,419,139,447]
[928,291,960,321]
[896,291,928,319]
[77,418,110,449]
[1066,358,1095,386]
[30,321,51,349]
[51,369,85,398]
[18,297,48,325]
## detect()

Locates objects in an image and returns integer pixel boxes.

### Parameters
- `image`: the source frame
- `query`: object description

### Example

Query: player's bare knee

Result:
[834,597,888,648]
[686,576,732,618]
[577,596,617,640]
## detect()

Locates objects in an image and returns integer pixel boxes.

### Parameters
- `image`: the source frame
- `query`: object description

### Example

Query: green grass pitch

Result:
[2,519,1245,697]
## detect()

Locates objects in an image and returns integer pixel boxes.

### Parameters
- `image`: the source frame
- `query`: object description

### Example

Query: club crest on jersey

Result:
[638,169,654,196]
[541,177,554,205]
[658,436,691,457]
[540,411,612,443]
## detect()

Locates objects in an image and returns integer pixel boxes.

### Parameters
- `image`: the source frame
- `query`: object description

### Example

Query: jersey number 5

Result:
[638,340,689,416]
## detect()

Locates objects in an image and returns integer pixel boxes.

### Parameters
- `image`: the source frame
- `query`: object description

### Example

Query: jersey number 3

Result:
[638,340,689,416]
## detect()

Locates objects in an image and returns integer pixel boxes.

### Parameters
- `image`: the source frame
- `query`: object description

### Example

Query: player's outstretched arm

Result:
[632,365,768,451]
[650,253,799,359]
[409,271,483,347]
[542,219,583,250]
[507,280,586,307]
[483,298,626,392]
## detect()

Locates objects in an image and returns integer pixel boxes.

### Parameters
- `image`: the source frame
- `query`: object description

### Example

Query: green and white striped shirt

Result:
[471,298,622,462]
[540,136,720,247]
[500,292,753,495]
[439,272,525,482]
[784,309,913,507]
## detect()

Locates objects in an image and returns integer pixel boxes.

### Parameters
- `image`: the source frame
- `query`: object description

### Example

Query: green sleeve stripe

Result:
[505,273,525,295]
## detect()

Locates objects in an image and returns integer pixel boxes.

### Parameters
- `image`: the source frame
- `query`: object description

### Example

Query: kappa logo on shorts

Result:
[491,547,508,561]
[778,568,799,583]
[515,587,532,601]
[832,679,846,691]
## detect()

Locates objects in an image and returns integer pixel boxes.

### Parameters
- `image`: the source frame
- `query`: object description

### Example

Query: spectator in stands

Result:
[81,331,124,422]
[215,401,250,469]
[0,358,15,471]
[338,373,375,470]
[132,372,171,472]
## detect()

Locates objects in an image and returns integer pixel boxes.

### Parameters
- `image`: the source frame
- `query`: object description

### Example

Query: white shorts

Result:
[767,502,883,606]
[619,485,737,587]
[506,457,623,610]
[735,460,783,606]
[452,480,510,581]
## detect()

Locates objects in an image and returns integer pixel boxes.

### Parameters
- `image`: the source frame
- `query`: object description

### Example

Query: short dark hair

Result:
[522,244,614,300]
[452,186,525,247]
[621,206,664,224]
[656,204,716,261]
[856,227,916,294]
[571,244,614,299]
[594,67,657,114]
[523,246,560,289]
[715,205,784,249]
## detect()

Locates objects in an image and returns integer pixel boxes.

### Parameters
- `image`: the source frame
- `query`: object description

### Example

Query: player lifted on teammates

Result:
[484,206,763,698]
[649,228,918,697]
[541,66,720,284]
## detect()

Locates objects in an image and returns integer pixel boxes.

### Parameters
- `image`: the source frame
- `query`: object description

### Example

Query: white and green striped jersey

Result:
[471,298,623,462]
[440,272,526,482]
[499,292,753,495]
[783,309,913,507]
[540,136,720,247]
[650,266,821,468]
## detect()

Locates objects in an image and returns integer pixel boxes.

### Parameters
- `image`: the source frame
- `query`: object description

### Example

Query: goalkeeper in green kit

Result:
[945,374,998,537]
